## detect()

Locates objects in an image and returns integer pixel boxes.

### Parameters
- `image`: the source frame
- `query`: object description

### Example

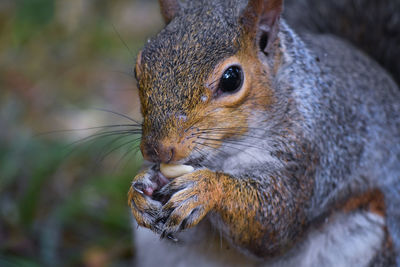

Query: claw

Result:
[133,182,145,194]
[133,181,155,196]
[167,233,179,242]
[160,231,179,242]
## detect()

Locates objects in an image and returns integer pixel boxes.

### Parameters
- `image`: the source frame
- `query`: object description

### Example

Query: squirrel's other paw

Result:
[128,169,165,232]
[155,169,221,237]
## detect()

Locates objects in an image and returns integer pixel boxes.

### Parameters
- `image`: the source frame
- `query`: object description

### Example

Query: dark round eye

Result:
[218,66,243,94]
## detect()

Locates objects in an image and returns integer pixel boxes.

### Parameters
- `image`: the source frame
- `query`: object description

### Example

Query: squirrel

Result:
[127,0,400,266]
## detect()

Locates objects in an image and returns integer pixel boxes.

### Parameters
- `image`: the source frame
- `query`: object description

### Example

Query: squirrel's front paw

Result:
[155,169,221,237]
[128,169,166,232]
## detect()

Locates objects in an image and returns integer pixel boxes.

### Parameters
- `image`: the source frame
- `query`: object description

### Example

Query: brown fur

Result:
[341,189,385,217]
[130,0,316,255]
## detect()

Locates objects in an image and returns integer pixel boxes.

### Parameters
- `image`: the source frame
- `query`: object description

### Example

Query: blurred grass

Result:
[0,0,161,265]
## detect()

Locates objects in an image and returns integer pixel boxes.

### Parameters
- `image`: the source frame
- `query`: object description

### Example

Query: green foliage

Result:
[0,133,142,265]
[0,0,160,265]
[0,254,41,267]
[13,0,55,45]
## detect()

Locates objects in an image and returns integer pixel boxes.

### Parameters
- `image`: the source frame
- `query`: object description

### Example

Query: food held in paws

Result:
[160,163,194,179]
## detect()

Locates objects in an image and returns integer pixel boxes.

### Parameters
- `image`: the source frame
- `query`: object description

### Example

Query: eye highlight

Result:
[218,65,243,95]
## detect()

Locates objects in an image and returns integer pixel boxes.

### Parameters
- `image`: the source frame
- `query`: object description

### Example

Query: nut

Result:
[160,163,194,178]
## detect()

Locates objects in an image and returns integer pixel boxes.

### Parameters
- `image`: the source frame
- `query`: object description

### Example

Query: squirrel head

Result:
[135,0,284,164]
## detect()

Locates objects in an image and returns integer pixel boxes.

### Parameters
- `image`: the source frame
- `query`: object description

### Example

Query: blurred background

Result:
[0,0,161,266]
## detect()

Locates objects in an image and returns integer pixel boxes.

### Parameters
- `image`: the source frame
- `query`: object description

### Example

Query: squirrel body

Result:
[128,0,400,266]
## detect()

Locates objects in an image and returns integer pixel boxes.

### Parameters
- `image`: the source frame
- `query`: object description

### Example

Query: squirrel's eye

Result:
[218,66,243,94]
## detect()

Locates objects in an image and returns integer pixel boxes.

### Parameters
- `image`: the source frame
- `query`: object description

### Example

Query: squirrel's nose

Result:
[140,141,175,163]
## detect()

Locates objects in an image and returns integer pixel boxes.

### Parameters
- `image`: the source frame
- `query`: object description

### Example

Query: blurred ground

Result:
[0,0,161,266]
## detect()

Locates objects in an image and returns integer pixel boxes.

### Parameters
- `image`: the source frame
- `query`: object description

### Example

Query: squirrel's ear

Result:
[241,0,283,55]
[159,0,180,24]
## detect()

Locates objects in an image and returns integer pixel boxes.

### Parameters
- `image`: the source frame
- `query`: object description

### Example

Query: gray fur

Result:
[134,0,400,265]
[201,20,400,261]
[284,0,400,85]
[134,210,386,267]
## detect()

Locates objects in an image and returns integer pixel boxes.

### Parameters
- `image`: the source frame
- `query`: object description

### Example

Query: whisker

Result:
[64,130,140,153]
[192,147,206,160]
[36,124,141,137]
[113,144,142,171]
[193,141,230,157]
[90,107,142,124]
[96,134,138,162]
[197,126,266,132]
[192,127,267,140]
[197,140,263,164]
[63,131,135,159]
[192,145,222,165]
[193,131,266,141]
[194,144,226,164]
[197,137,266,151]
[97,137,141,163]
[111,22,135,61]
[195,142,244,164]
